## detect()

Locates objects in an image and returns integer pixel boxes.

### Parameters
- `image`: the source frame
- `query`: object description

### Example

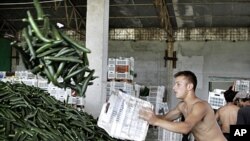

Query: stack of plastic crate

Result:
[146,86,165,114]
[107,58,116,80]
[156,103,183,141]
[107,57,134,81]
[107,57,135,101]
[235,80,250,93]
[158,118,183,141]
[115,57,134,81]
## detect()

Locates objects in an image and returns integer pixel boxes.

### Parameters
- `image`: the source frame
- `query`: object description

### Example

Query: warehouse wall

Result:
[109,40,250,109]
[108,41,168,85]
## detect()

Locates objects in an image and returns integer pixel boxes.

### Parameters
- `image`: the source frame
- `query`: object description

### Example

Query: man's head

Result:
[173,71,197,99]
[224,86,237,103]
[174,70,197,90]
[233,91,250,107]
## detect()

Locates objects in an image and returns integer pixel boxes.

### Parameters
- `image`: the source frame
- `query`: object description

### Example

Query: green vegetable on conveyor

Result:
[11,0,97,97]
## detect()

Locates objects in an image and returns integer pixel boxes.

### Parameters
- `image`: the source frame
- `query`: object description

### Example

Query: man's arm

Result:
[140,102,207,134]
[157,103,183,121]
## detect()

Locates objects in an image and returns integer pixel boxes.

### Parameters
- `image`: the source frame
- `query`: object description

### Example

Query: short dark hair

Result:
[174,70,197,91]
[224,86,237,102]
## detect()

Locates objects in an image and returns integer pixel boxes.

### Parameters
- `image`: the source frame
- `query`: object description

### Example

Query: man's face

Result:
[173,76,189,99]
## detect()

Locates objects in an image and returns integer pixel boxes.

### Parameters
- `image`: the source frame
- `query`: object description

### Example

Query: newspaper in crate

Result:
[98,90,153,141]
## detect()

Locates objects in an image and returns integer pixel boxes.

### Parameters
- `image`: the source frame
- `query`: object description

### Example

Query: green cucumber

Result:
[35,40,63,54]
[34,0,44,20]
[22,27,36,60]
[27,11,53,43]
[44,56,83,63]
[79,70,95,96]
[64,66,88,81]
[60,32,91,53]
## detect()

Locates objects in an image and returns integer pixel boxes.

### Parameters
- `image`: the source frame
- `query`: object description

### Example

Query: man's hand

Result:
[139,107,157,125]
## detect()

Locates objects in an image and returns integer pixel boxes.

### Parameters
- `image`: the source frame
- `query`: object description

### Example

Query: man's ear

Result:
[187,83,194,90]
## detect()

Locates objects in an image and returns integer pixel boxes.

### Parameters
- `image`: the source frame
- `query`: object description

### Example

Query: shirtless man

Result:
[139,70,226,141]
[215,86,239,141]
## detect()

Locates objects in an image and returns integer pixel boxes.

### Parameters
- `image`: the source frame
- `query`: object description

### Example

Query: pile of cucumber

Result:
[0,81,116,141]
[11,0,96,96]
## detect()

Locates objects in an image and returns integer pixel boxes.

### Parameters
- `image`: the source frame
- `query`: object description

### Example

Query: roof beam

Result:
[0,16,17,38]
[153,0,173,39]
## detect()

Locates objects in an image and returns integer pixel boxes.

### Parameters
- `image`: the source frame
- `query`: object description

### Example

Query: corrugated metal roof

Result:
[1,0,250,37]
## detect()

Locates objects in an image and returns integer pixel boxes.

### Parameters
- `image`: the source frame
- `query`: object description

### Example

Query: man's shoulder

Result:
[194,100,209,107]
[218,104,239,114]
[221,104,239,109]
[227,104,240,110]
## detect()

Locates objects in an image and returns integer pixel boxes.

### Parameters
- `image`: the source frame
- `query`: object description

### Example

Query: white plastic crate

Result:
[158,118,182,141]
[1,77,14,83]
[116,72,128,80]
[68,96,77,104]
[116,58,130,66]
[98,90,153,141]
[37,79,49,90]
[149,86,165,98]
[108,64,116,72]
[158,127,182,141]
[75,96,85,106]
[107,81,133,94]
[155,102,169,115]
[15,71,36,79]
[147,96,157,105]
[235,80,250,93]
[108,58,116,65]
[134,83,141,98]
[115,57,134,73]
[68,96,85,106]
[48,86,71,102]
[21,79,38,87]
[116,72,133,80]
[208,89,226,109]
[108,71,115,79]
[12,78,21,84]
